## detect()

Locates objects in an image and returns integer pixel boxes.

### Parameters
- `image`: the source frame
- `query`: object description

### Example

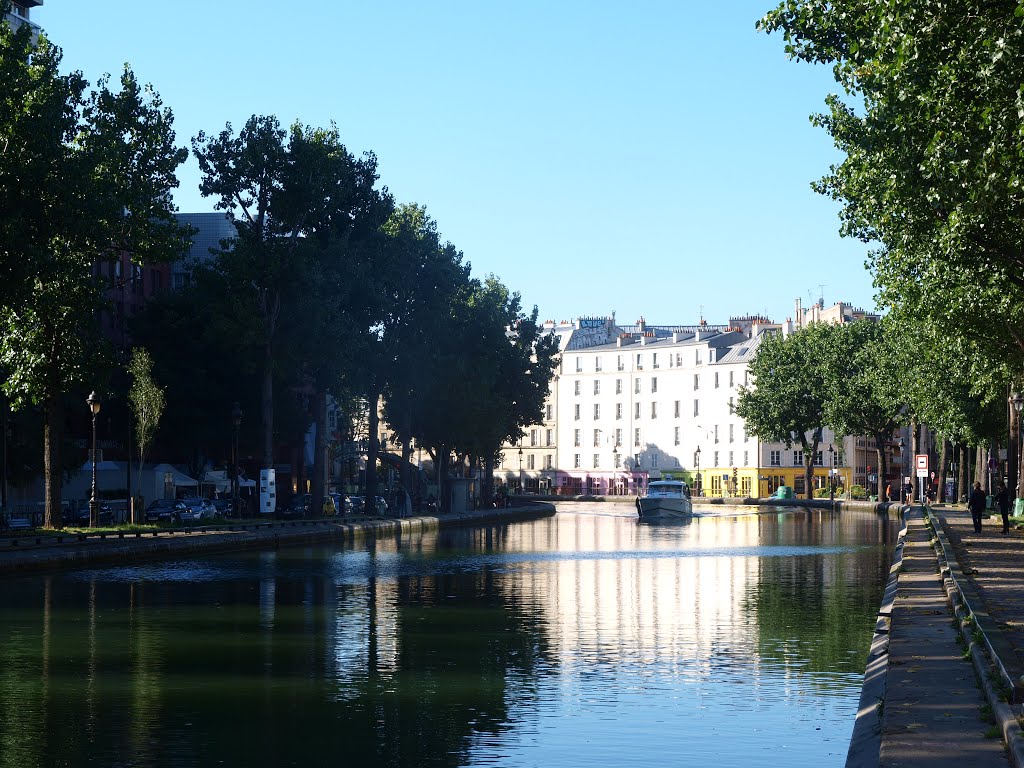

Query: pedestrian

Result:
[323,495,336,517]
[968,481,987,533]
[996,481,1010,535]
[885,483,892,502]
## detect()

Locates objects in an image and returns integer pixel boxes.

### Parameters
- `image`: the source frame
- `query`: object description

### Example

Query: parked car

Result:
[374,496,388,515]
[178,497,215,522]
[344,496,362,515]
[145,498,185,524]
[209,497,233,517]
[64,499,113,526]
[280,493,310,519]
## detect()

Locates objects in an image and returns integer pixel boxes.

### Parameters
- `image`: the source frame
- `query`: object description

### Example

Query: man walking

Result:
[996,481,1010,535]
[968,481,987,533]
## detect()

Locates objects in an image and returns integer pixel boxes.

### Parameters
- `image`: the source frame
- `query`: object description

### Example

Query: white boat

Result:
[636,480,693,520]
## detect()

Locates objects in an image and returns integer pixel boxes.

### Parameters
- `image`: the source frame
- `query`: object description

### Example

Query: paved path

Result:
[877,506,1009,767]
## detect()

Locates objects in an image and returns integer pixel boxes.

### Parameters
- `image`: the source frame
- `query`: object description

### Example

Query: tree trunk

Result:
[937,437,950,504]
[875,439,887,502]
[310,388,328,518]
[436,445,449,513]
[975,445,985,489]
[44,388,63,530]
[909,417,918,464]
[956,443,966,503]
[261,338,274,469]
[365,382,380,515]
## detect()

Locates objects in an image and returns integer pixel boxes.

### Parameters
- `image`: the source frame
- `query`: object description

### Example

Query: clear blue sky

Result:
[40,1,876,327]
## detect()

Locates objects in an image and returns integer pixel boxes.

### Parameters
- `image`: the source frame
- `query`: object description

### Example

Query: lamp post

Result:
[828,444,836,506]
[612,447,618,496]
[695,446,702,497]
[897,438,906,502]
[232,402,242,517]
[87,391,102,527]
[518,447,523,494]
[1011,392,1024,502]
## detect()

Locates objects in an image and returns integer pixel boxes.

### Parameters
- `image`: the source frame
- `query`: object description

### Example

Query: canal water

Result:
[0,504,899,768]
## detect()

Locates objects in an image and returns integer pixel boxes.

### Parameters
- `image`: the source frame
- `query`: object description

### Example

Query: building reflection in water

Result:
[0,507,897,767]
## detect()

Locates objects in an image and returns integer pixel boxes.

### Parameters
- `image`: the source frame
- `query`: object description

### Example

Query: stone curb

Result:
[924,507,1024,768]
[0,504,556,577]
[845,505,909,768]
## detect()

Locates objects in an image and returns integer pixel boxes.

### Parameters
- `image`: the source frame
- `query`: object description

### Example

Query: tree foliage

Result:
[127,347,165,484]
[758,0,1024,387]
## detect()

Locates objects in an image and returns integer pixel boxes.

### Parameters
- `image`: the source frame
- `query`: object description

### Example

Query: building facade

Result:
[4,1,42,41]
[499,302,898,498]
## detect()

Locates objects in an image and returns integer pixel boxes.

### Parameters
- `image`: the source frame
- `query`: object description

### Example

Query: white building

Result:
[4,1,42,42]
[500,308,868,498]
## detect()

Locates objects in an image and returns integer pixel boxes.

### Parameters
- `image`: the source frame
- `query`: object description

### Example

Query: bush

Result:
[813,487,831,498]
[849,484,868,500]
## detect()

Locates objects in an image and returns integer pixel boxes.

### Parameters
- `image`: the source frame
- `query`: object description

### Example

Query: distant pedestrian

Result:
[323,495,336,516]
[996,481,1010,535]
[968,481,987,533]
[885,483,892,502]
[904,482,913,503]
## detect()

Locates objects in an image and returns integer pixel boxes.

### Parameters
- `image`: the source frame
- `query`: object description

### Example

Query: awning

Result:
[152,463,198,487]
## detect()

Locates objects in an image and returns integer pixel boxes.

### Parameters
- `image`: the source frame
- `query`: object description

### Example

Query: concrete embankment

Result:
[0,504,555,577]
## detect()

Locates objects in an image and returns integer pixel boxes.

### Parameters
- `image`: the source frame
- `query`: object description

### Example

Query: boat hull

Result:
[637,497,693,519]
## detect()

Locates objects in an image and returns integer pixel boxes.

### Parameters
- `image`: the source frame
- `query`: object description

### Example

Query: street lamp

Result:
[87,391,102,527]
[612,447,619,496]
[828,444,836,504]
[694,446,702,497]
[231,402,242,517]
[518,447,523,494]
[897,438,906,501]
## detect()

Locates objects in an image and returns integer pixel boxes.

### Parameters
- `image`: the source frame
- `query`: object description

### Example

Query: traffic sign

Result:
[915,454,928,479]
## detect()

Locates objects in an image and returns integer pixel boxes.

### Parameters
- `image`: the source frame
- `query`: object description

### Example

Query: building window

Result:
[652,353,659,369]
[744,426,749,442]
[693,374,700,391]
[574,404,581,421]
[527,454,536,470]
[770,450,781,466]
[614,453,622,468]
[615,428,622,446]
[714,372,719,389]
[636,354,643,370]
[651,377,658,393]
[574,380,581,396]
[674,400,680,418]
[743,450,749,466]
[730,371,735,387]
[576,357,582,373]
[714,424,719,444]
[635,402,641,419]
[545,403,553,420]
[651,453,659,468]
[713,450,719,467]
[651,402,657,419]
[728,451,734,466]
[594,404,600,419]
[674,426,680,446]
[675,353,682,367]
[574,454,581,468]
[694,400,699,417]
[617,355,624,371]
[695,349,702,365]
[545,454,553,469]
[616,379,622,394]
[728,396,734,413]
[729,424,734,443]
[593,429,601,448]
[616,403,622,420]
[546,429,553,446]
[635,379,641,394]
[634,428,641,447]
[530,429,538,447]
[793,451,804,466]
[595,356,602,372]
[594,380,600,395]
[814,451,823,466]
[744,371,749,386]
[574,429,581,447]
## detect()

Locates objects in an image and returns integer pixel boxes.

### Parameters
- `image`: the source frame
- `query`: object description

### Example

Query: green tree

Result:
[192,117,392,473]
[128,347,165,514]
[758,1,1024,391]
[0,21,187,528]
[736,323,837,499]
[822,320,905,501]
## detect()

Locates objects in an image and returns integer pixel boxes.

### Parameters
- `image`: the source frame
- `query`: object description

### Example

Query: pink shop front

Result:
[553,471,649,497]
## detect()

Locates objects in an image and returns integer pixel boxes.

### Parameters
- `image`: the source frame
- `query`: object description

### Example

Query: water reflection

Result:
[0,506,899,767]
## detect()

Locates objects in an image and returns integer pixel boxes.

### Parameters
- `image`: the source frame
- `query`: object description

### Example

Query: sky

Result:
[39,1,877,328]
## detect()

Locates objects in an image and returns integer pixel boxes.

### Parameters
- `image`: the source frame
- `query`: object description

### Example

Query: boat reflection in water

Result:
[637,479,693,520]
